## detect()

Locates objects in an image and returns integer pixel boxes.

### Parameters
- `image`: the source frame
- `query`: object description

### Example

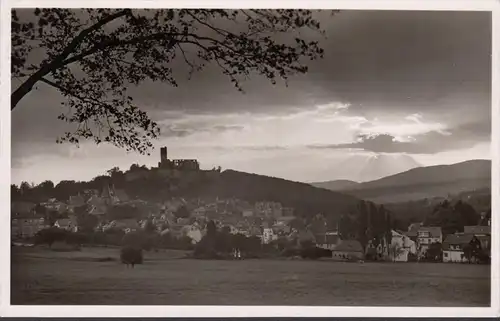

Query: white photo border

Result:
[1,0,498,317]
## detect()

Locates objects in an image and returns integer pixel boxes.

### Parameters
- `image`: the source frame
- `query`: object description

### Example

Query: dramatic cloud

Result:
[309,119,490,154]
[11,10,492,184]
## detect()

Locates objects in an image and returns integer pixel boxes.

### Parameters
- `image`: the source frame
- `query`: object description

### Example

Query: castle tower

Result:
[160,146,168,162]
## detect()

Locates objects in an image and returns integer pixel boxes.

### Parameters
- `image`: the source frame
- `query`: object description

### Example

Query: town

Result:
[11,147,492,265]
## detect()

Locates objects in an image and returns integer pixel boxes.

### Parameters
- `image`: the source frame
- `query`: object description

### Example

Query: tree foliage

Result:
[424,242,442,262]
[143,218,157,233]
[12,9,332,154]
[107,204,141,220]
[75,210,99,233]
[174,205,190,219]
[424,200,480,235]
[34,227,69,247]
[120,245,143,267]
[339,200,393,251]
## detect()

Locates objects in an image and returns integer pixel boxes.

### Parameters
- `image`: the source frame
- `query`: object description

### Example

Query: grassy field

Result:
[11,246,490,306]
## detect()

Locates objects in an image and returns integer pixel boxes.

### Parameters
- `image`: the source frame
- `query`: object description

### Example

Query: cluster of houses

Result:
[11,185,130,238]
[366,224,491,263]
[10,183,300,245]
[11,181,492,264]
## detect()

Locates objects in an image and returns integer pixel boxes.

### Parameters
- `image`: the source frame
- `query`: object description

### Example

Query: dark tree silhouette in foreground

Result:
[120,245,143,268]
[12,9,334,154]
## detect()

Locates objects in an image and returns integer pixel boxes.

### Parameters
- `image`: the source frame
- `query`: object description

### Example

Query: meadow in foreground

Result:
[11,247,490,306]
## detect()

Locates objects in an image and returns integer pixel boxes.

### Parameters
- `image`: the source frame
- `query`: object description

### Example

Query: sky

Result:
[11,10,492,185]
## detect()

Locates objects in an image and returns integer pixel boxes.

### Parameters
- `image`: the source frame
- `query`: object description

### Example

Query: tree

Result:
[425,242,442,262]
[215,226,233,253]
[11,184,21,201]
[12,9,331,154]
[34,227,69,248]
[129,164,142,172]
[461,240,481,264]
[338,214,356,240]
[43,209,59,227]
[356,201,369,250]
[76,211,99,233]
[120,245,143,268]
[206,220,217,238]
[19,181,33,196]
[143,218,156,233]
[107,166,122,177]
[106,167,125,185]
[107,204,141,220]
[424,200,479,235]
[53,180,80,201]
[35,180,55,199]
[174,205,190,219]
[454,200,479,229]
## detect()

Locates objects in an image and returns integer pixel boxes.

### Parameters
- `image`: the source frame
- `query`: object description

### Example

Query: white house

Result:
[226,225,241,235]
[443,233,481,263]
[389,230,417,262]
[242,209,254,217]
[12,216,48,239]
[192,207,206,218]
[417,226,442,257]
[262,227,277,244]
[181,223,203,244]
[316,231,340,250]
[54,214,78,232]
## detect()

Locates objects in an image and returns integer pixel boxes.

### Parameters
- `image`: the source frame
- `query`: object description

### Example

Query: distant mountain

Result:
[314,153,422,184]
[341,160,491,203]
[184,169,362,222]
[311,153,421,191]
[355,153,422,182]
[311,180,360,191]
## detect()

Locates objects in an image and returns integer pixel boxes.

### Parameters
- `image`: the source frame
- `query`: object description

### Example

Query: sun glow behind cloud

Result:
[11,96,490,186]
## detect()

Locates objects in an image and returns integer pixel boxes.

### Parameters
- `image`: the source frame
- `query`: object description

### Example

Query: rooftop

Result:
[464,225,491,235]
[443,233,475,246]
[418,226,442,238]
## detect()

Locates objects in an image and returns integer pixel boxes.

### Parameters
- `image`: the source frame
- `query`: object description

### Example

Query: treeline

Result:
[32,225,194,251]
[12,167,364,225]
[333,198,489,255]
[337,201,393,252]
[424,200,489,235]
[384,192,491,228]
[11,165,168,203]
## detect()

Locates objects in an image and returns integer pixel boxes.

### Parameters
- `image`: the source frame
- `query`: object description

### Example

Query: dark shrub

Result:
[300,246,331,260]
[120,246,143,268]
[34,227,68,248]
[280,247,300,257]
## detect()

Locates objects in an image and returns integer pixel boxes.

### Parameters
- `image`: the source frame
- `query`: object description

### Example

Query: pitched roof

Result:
[276,216,296,223]
[325,234,340,245]
[56,218,72,228]
[333,240,363,253]
[408,222,423,233]
[69,195,85,207]
[113,219,140,229]
[11,201,36,214]
[443,233,475,246]
[89,204,107,215]
[464,226,491,235]
[418,226,442,238]
[403,231,418,238]
[476,235,490,242]
[114,189,129,202]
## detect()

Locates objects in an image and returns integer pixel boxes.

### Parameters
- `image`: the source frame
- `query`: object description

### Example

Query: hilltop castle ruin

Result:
[157,147,200,171]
